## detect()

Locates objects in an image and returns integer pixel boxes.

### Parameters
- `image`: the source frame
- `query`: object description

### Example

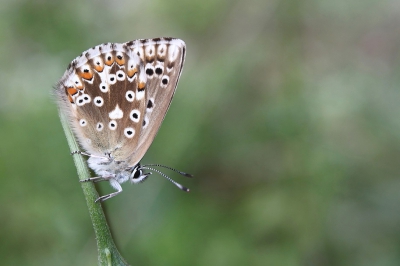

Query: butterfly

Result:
[55,37,192,202]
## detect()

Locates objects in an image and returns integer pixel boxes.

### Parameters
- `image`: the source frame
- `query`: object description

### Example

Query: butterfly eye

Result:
[132,169,143,179]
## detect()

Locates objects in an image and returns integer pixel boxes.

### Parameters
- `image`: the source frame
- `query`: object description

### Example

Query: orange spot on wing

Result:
[67,87,78,96]
[127,68,138,78]
[94,65,103,72]
[104,54,114,66]
[68,94,74,103]
[138,82,146,90]
[79,71,93,80]
[115,56,125,66]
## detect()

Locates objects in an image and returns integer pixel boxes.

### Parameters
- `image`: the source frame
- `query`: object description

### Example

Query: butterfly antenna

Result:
[142,164,193,178]
[141,167,190,192]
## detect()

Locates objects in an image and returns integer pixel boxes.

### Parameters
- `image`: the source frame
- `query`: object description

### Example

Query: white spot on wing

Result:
[116,70,126,81]
[130,109,140,123]
[124,127,135,138]
[157,44,167,57]
[136,90,145,100]
[168,44,179,61]
[160,75,169,88]
[96,122,104,131]
[125,90,135,102]
[76,95,86,106]
[108,74,117,85]
[79,119,87,127]
[109,120,117,130]
[99,82,109,93]
[109,104,123,119]
[94,96,104,107]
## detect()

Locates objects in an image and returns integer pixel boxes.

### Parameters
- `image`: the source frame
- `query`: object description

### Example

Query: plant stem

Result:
[58,109,130,266]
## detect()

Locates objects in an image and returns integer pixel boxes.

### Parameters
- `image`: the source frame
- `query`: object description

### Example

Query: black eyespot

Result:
[128,93,133,99]
[126,130,133,135]
[162,78,168,85]
[96,62,100,65]
[132,113,138,119]
[117,55,122,60]
[84,69,89,73]
[79,99,83,103]
[84,96,88,100]
[107,56,111,60]
[146,68,154,75]
[155,68,162,75]
[118,73,123,78]
[96,100,101,104]
[111,123,115,127]
[147,100,153,109]
[110,77,115,81]
[102,86,106,89]
[143,120,146,126]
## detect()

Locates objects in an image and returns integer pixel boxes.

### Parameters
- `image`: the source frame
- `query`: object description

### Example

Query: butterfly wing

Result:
[126,38,186,167]
[55,38,185,167]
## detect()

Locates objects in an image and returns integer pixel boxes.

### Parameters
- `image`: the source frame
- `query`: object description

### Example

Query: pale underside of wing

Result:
[56,38,186,167]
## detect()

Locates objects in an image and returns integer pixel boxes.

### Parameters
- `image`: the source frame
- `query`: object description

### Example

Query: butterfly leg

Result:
[71,150,110,160]
[80,176,108,183]
[94,179,123,202]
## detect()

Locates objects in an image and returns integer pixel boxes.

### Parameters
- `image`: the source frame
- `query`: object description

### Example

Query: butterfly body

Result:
[56,38,188,201]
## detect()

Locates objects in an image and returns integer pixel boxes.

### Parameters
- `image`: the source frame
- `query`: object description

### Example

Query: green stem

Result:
[58,108,130,266]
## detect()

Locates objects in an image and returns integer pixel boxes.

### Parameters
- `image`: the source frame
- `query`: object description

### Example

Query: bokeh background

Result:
[1,0,400,265]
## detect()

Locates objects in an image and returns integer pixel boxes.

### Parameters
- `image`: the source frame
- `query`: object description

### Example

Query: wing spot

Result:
[79,119,87,127]
[109,104,123,119]
[109,120,117,130]
[146,68,154,76]
[124,127,135,138]
[125,90,135,102]
[94,96,104,107]
[155,67,163,75]
[96,122,104,131]
[147,99,153,109]
[130,109,140,122]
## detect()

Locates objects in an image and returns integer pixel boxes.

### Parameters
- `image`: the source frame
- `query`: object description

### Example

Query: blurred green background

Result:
[1,0,400,265]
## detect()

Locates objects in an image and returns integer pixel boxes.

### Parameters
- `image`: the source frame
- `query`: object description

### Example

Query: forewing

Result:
[125,38,186,166]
